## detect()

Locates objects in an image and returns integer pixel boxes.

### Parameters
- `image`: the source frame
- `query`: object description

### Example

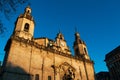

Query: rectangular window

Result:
[48,76,51,80]
[35,74,39,80]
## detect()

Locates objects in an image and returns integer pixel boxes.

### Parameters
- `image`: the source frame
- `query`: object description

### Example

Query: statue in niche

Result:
[51,62,75,80]
[59,62,75,80]
[62,68,75,80]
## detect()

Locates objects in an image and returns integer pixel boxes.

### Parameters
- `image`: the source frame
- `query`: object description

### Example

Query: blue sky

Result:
[1,0,120,73]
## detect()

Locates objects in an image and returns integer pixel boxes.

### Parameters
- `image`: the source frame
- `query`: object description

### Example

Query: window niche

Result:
[24,23,29,32]
[35,74,39,80]
[84,48,87,54]
[48,76,51,80]
[75,48,79,55]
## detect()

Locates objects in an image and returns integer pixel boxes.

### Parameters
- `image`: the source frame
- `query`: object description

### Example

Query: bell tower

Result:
[55,32,71,54]
[73,32,90,59]
[13,6,35,40]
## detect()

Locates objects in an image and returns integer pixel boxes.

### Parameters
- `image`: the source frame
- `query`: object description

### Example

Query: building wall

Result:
[105,46,120,80]
[95,72,110,80]
[1,6,95,80]
[2,36,95,80]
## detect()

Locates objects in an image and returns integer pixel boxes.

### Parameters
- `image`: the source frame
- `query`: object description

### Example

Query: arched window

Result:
[84,48,87,54]
[27,10,30,13]
[24,23,29,32]
[75,48,79,55]
[35,74,39,80]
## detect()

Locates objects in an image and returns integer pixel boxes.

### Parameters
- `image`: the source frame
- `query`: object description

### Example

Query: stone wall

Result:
[2,37,95,80]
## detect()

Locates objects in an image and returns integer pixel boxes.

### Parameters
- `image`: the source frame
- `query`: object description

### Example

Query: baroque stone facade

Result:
[1,6,95,80]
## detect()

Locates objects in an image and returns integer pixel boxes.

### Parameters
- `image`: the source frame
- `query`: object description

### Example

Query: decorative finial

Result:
[24,5,32,14]
[75,27,77,33]
[74,26,80,38]
[59,28,61,33]
[28,2,31,6]
[75,25,78,33]
[58,24,61,33]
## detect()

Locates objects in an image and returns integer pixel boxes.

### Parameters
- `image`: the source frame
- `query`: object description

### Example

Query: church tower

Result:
[73,32,90,59]
[1,6,95,80]
[1,6,35,80]
[73,32,95,80]
[13,6,35,40]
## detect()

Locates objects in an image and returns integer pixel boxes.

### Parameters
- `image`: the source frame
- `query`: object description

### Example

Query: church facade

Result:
[1,6,95,80]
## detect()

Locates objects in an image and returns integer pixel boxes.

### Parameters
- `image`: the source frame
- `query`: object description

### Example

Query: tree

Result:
[0,0,30,36]
[0,20,6,35]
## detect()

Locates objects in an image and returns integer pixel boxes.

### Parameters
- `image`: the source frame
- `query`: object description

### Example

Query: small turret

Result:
[55,32,71,54]
[73,32,90,59]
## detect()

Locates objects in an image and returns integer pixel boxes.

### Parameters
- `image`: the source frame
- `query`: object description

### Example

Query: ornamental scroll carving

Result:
[52,62,76,80]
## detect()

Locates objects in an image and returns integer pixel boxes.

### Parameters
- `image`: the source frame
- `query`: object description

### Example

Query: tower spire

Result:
[59,28,61,33]
[58,24,61,33]
[75,25,77,33]
[74,26,81,40]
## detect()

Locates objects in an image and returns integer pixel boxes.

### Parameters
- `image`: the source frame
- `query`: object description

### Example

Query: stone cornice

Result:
[11,35,94,64]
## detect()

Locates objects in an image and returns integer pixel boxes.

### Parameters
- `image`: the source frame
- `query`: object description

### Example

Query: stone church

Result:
[1,6,95,80]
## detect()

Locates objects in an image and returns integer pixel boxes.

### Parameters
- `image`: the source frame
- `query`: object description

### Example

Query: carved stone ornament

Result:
[59,62,76,80]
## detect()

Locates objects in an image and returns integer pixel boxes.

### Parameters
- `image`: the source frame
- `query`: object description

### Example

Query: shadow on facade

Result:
[0,62,32,80]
